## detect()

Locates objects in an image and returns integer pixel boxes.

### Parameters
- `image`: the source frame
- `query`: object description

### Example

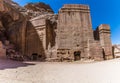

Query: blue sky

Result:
[13,0,120,44]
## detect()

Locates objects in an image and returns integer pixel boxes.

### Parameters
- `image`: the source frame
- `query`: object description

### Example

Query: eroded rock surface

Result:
[0,0,113,61]
[0,0,27,56]
[0,0,56,60]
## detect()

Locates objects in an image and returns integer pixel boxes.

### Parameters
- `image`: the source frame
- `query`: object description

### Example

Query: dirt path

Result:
[0,59,120,83]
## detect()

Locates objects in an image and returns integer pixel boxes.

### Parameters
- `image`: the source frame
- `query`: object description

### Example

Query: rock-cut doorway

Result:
[74,51,81,61]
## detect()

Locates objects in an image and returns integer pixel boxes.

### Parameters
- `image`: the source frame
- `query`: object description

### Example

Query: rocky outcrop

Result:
[24,2,54,13]
[0,0,27,55]
[1,0,54,19]
[0,0,56,60]
[4,0,21,9]
[113,45,120,58]
[21,2,54,19]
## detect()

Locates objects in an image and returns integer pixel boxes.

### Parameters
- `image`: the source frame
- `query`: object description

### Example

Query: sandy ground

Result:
[0,59,120,83]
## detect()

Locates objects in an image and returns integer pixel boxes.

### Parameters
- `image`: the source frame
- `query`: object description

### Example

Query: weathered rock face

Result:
[4,0,21,8]
[24,2,54,13]
[25,14,57,61]
[0,0,113,61]
[0,41,6,58]
[0,0,27,54]
[23,2,54,19]
[1,1,54,19]
[56,4,104,61]
[113,45,120,58]
[0,0,56,60]
[94,24,113,60]
[57,4,93,49]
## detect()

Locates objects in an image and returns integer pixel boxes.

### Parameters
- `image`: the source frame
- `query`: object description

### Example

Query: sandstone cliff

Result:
[2,0,54,19]
[23,2,53,19]
[24,2,53,13]
[0,0,55,57]
[0,0,27,54]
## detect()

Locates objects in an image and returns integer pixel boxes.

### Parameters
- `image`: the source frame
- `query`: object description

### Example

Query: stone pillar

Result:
[98,24,113,60]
